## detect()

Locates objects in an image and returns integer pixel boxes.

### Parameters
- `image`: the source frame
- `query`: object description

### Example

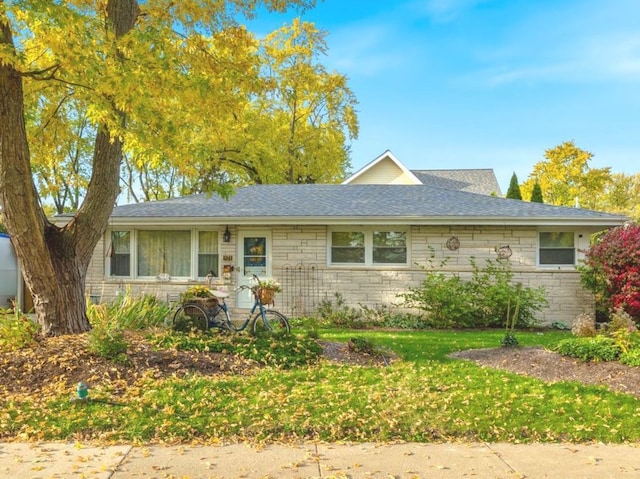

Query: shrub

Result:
[607,307,638,333]
[400,255,547,329]
[399,256,474,328]
[555,336,621,362]
[619,348,640,367]
[578,223,640,320]
[571,313,597,337]
[87,303,129,363]
[0,309,39,351]
[315,293,370,329]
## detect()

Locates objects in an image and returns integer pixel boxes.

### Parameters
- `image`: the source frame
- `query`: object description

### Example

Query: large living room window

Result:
[539,232,575,266]
[330,229,407,265]
[108,229,221,279]
[137,230,191,277]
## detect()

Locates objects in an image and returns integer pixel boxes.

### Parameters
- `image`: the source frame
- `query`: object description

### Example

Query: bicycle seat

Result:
[210,289,229,298]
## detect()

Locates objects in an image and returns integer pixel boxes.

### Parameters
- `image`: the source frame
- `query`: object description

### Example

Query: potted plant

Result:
[180,285,218,310]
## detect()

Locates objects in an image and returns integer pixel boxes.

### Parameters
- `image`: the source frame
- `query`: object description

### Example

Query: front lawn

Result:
[2,329,639,444]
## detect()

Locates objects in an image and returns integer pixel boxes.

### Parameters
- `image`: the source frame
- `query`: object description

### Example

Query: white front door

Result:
[237,231,271,308]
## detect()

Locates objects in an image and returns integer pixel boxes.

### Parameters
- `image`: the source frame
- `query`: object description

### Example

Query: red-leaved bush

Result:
[579,223,640,320]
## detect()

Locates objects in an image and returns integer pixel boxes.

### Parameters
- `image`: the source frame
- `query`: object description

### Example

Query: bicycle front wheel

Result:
[252,309,291,335]
[172,304,208,332]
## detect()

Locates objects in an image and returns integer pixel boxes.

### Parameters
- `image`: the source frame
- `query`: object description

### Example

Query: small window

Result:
[539,232,575,265]
[331,232,365,263]
[110,231,130,276]
[373,231,407,264]
[198,231,219,277]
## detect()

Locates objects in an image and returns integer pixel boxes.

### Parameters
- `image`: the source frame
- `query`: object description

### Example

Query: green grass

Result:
[320,328,569,361]
[2,329,639,444]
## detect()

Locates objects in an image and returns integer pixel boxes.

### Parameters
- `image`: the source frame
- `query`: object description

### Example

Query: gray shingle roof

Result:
[111,184,626,226]
[411,169,502,196]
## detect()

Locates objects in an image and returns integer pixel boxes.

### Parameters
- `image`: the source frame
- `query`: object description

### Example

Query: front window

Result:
[539,232,575,265]
[373,231,407,263]
[331,232,365,263]
[110,231,130,276]
[137,230,191,277]
[198,231,219,277]
[330,229,407,265]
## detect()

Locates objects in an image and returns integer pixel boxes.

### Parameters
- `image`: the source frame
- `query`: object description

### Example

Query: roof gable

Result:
[343,150,422,185]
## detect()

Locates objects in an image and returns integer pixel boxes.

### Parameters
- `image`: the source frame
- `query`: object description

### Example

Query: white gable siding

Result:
[347,157,419,184]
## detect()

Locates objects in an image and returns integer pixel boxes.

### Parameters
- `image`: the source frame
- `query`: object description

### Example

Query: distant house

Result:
[86,150,627,324]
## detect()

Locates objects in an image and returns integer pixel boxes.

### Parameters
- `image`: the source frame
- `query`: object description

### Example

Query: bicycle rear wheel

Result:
[172,304,208,332]
[252,309,290,335]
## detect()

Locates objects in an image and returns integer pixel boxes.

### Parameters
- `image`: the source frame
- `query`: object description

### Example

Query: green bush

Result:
[399,268,471,328]
[619,348,640,367]
[400,255,547,329]
[467,258,547,328]
[87,303,129,363]
[555,336,621,362]
[315,293,379,329]
[0,309,39,351]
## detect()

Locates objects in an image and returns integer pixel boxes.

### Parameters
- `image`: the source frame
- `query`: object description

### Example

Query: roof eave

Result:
[108,215,627,229]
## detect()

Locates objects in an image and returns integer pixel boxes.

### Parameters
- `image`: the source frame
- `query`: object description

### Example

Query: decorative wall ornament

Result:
[495,245,513,259]
[446,236,460,251]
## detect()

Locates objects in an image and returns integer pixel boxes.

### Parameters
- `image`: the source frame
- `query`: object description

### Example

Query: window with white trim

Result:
[539,232,575,266]
[109,231,131,277]
[107,229,221,279]
[330,229,408,265]
[197,231,219,278]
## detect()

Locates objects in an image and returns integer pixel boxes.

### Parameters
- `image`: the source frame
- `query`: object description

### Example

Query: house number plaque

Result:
[223,255,233,261]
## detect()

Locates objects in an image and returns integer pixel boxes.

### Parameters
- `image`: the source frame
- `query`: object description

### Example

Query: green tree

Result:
[521,141,611,209]
[0,0,313,335]
[530,181,544,203]
[600,172,640,222]
[506,172,522,200]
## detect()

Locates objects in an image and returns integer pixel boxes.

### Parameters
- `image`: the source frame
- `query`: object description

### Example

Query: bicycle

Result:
[171,274,290,335]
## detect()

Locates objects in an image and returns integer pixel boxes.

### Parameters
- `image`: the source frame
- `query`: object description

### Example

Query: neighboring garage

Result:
[0,233,19,310]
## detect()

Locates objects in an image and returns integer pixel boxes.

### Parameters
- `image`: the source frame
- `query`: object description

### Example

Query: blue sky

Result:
[249,0,640,193]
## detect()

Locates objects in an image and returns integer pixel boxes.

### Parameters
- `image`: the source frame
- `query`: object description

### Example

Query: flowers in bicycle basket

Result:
[252,278,282,305]
[258,278,282,292]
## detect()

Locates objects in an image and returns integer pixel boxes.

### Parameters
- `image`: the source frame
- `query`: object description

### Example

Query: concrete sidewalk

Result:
[1,441,639,478]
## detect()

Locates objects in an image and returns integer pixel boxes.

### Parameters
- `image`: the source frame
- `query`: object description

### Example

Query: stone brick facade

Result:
[87,224,595,326]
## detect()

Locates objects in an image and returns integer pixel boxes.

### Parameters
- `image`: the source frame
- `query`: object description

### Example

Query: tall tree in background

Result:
[530,181,544,203]
[600,172,640,222]
[520,141,611,209]
[505,172,522,200]
[0,0,313,335]
[33,18,357,207]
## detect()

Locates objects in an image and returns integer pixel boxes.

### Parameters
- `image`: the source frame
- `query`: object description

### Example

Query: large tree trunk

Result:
[0,1,139,335]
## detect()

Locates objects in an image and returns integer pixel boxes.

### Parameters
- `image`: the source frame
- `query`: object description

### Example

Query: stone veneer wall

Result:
[86,224,594,325]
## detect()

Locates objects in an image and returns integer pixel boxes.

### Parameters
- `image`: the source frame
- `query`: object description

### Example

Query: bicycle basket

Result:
[258,287,276,305]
